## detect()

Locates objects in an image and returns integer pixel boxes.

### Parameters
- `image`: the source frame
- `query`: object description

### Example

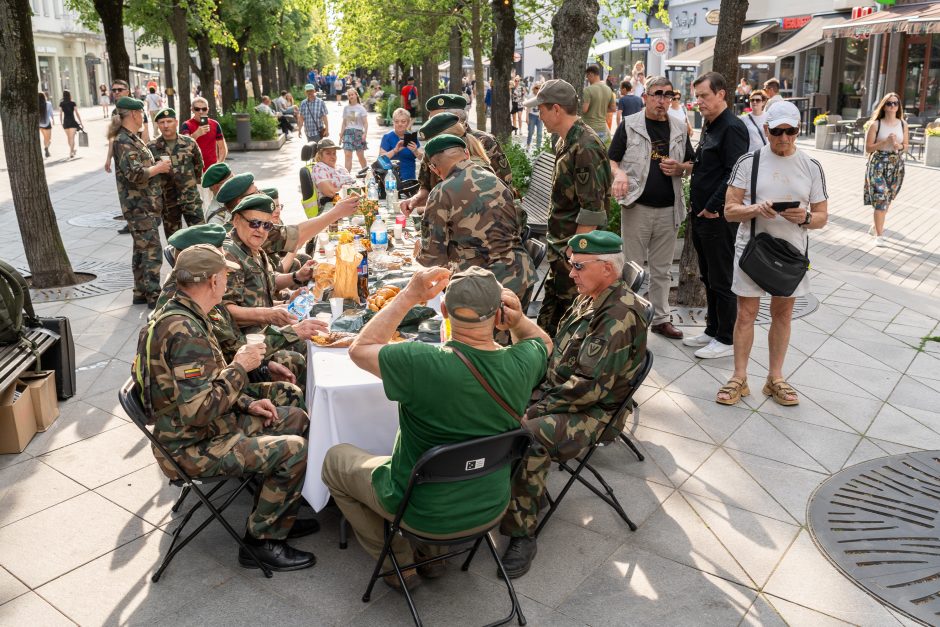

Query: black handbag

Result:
[737,150,810,297]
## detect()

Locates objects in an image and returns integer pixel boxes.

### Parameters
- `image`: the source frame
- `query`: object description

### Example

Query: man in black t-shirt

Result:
[608,76,694,340]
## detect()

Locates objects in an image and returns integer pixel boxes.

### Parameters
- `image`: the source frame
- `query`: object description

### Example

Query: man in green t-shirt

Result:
[582,65,617,141]
[322,265,552,591]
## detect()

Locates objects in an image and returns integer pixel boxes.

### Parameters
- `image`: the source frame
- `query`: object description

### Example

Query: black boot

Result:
[287,517,320,539]
[498,536,537,579]
[238,537,317,572]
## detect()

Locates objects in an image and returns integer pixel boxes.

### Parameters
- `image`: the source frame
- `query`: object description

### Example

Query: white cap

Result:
[766,101,801,129]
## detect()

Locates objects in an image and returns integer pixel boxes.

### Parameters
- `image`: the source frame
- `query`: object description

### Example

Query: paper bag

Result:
[332,244,361,300]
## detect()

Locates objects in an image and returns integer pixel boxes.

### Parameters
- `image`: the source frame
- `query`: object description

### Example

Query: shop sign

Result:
[652,38,668,56]
[705,10,720,25]
[631,37,651,51]
[851,6,874,19]
[782,15,811,30]
[36,46,56,54]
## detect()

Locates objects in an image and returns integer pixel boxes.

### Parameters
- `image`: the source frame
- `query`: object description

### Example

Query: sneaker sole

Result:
[238,555,317,572]
[696,350,734,359]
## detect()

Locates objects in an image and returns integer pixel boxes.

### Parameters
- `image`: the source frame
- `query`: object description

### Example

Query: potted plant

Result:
[925,126,940,168]
[814,113,833,150]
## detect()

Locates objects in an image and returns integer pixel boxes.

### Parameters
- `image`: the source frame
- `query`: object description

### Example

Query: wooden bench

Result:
[522,151,555,237]
[0,327,60,394]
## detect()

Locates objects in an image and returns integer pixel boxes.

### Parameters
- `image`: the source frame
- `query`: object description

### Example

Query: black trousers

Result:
[690,215,738,345]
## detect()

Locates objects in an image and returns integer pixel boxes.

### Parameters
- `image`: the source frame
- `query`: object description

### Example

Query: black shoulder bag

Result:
[737,150,810,297]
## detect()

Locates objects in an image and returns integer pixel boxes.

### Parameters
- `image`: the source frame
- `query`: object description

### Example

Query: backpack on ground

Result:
[0,260,37,346]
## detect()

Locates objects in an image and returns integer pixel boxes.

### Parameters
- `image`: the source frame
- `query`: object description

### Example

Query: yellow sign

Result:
[706,10,720,25]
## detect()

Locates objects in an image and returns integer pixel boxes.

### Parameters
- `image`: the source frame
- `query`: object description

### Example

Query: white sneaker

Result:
[694,339,734,359]
[682,332,713,347]
[873,235,885,247]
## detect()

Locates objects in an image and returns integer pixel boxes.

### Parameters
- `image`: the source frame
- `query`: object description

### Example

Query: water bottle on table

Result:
[367,176,379,201]
[384,171,398,212]
[287,288,315,320]
[370,215,388,254]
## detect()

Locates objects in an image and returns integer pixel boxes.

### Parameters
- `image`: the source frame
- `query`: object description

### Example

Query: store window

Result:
[38,57,53,97]
[925,36,940,118]
[839,38,867,116]
[802,51,822,94]
[779,57,795,95]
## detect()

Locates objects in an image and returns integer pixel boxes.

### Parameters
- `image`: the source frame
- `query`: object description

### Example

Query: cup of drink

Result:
[317,232,329,254]
[329,297,344,320]
[393,223,403,241]
[245,333,265,346]
[160,156,170,163]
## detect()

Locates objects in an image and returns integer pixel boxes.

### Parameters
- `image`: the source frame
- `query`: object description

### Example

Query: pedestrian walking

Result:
[179,97,227,172]
[526,84,543,150]
[58,90,82,159]
[298,84,329,143]
[582,65,617,141]
[511,76,525,134]
[38,92,53,158]
[340,88,369,172]
[99,84,110,118]
[145,86,164,132]
[864,92,908,247]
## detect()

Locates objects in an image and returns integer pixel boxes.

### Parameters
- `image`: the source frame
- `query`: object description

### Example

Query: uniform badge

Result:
[586,337,605,357]
[575,166,590,186]
[578,239,587,250]
[183,366,203,379]
[437,98,444,106]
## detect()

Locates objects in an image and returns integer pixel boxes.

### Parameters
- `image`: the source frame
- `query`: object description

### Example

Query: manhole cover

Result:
[669,294,818,327]
[68,211,123,228]
[21,259,135,303]
[807,451,940,626]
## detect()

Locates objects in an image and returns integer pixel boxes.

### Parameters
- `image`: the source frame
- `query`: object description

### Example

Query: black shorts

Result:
[510,103,522,114]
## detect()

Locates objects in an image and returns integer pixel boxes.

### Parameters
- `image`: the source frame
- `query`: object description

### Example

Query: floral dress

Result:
[864,120,906,211]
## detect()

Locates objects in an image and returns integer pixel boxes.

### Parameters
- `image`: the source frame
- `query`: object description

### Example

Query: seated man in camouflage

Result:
[134,244,318,571]
[499,231,649,578]
[202,162,232,224]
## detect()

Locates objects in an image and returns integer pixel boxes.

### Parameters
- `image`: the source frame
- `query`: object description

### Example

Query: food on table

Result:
[367,285,401,312]
[312,262,335,299]
[311,331,357,348]
[333,243,362,300]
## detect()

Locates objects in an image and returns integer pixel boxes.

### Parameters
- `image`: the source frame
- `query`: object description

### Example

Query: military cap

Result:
[175,244,240,284]
[304,83,316,91]
[419,113,460,141]
[115,96,144,110]
[569,231,622,254]
[153,108,176,121]
[167,224,227,251]
[444,266,502,323]
[260,187,278,199]
[316,138,338,151]
[426,94,468,112]
[201,162,231,188]
[232,193,274,216]
[523,78,577,108]
[423,133,466,159]
[216,172,255,204]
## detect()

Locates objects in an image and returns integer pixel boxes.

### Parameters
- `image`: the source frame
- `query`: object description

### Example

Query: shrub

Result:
[926,126,940,137]
[502,141,532,196]
[607,197,621,234]
[813,112,830,126]
[217,103,278,142]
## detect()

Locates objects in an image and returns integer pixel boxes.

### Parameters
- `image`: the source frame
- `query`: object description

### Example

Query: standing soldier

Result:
[149,108,205,237]
[134,244,319,571]
[525,79,611,335]
[109,96,170,308]
[417,135,533,303]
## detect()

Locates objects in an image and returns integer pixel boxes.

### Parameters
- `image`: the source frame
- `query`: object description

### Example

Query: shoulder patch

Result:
[575,166,590,186]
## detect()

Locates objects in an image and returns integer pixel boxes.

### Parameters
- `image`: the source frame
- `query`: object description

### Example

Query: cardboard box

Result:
[0,382,36,454]
[19,371,59,431]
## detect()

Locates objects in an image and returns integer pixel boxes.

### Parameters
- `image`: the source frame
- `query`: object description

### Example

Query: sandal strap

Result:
[719,378,746,394]
[767,378,796,393]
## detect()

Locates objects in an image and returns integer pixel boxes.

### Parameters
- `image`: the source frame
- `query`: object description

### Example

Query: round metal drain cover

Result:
[68,211,123,229]
[21,259,135,303]
[670,294,818,327]
[807,451,940,626]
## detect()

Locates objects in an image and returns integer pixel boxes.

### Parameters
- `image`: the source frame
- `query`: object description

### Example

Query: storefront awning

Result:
[822,3,924,38]
[128,65,160,76]
[589,39,632,57]
[906,4,940,34]
[739,14,848,64]
[665,22,776,68]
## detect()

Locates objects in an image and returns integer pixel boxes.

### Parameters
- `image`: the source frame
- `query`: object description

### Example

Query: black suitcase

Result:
[38,316,76,400]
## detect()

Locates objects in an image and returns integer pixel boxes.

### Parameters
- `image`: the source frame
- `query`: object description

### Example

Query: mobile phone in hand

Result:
[771,201,801,212]
[403,131,418,145]
[200,116,208,126]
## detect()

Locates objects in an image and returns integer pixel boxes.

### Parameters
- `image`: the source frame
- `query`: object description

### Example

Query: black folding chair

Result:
[622,260,645,293]
[163,245,176,268]
[362,429,533,627]
[534,350,654,537]
[118,378,273,581]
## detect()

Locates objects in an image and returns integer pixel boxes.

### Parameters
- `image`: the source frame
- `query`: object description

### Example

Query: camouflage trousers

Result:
[245,380,304,409]
[536,256,579,337]
[269,349,307,386]
[124,207,163,304]
[500,410,626,538]
[162,200,205,238]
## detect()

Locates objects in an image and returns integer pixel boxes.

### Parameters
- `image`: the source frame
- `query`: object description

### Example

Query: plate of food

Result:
[311,331,357,348]
[367,285,401,312]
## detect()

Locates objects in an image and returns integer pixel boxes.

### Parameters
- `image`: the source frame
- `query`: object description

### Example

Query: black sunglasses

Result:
[111,87,126,92]
[569,259,607,271]
[750,97,764,103]
[244,219,274,231]
[885,101,900,107]
[648,90,677,100]
[768,127,800,136]
[193,107,208,112]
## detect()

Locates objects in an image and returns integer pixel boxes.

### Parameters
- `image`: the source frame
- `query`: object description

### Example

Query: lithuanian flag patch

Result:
[183,367,203,379]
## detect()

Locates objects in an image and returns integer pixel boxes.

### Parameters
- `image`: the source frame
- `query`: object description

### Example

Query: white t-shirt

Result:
[146,92,162,112]
[342,104,368,131]
[742,112,768,152]
[667,106,687,124]
[874,118,904,149]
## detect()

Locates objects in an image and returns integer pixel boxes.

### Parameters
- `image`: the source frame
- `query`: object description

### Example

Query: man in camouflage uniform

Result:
[499,231,648,578]
[133,244,319,571]
[526,79,611,336]
[148,108,205,237]
[202,162,232,224]
[416,134,533,303]
[111,96,171,308]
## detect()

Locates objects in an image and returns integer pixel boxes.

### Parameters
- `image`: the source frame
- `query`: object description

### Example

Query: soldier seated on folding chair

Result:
[133,244,320,572]
[499,231,649,579]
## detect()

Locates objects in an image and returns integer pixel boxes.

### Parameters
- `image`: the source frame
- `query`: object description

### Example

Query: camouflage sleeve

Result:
[264,324,299,356]
[222,249,246,306]
[116,139,151,186]
[572,143,610,227]
[478,134,513,188]
[418,156,432,191]
[192,140,204,175]
[416,185,450,267]
[161,317,249,427]
[262,224,299,255]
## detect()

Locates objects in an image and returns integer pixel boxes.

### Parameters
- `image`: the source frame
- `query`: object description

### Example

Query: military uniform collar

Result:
[167,290,212,326]
[444,159,473,180]
[575,278,624,318]
[153,134,179,147]
[557,119,587,155]
[230,229,261,259]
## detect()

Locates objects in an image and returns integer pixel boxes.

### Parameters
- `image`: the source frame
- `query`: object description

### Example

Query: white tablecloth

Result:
[301,344,400,511]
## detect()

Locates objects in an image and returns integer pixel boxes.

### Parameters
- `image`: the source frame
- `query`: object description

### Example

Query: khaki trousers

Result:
[620,202,679,325]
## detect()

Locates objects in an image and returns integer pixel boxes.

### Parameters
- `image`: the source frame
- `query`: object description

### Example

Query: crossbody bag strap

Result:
[450,346,523,423]
[749,148,761,240]
[748,114,766,145]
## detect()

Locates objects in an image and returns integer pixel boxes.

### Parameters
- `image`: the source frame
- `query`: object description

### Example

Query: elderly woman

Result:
[379,108,423,180]
[310,139,357,199]
[340,88,369,171]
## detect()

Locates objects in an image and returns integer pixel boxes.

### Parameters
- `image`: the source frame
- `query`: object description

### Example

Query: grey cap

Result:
[444,266,502,323]
[523,79,578,109]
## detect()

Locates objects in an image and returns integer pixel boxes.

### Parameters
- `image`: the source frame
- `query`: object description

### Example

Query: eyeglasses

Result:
[111,87,126,92]
[768,127,800,136]
[569,259,608,271]
[648,90,677,100]
[193,107,208,112]
[885,101,900,107]
[749,98,764,103]
[672,96,681,101]
[244,219,274,231]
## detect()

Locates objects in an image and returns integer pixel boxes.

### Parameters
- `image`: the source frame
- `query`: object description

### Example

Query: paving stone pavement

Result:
[0,106,939,625]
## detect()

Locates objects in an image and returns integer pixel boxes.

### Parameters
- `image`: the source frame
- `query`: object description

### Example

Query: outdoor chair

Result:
[118,378,273,581]
[844,119,866,153]
[361,429,534,627]
[623,261,645,293]
[534,349,654,538]
[163,245,176,267]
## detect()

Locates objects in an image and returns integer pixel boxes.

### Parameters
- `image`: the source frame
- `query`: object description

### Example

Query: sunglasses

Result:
[111,87,126,92]
[569,259,607,271]
[193,107,208,112]
[244,219,274,231]
[885,101,900,107]
[750,98,764,103]
[768,127,800,136]
[648,90,677,100]
[672,96,682,101]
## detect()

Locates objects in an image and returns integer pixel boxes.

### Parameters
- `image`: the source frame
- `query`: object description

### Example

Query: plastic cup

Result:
[329,297,344,320]
[160,156,170,162]
[393,223,403,241]
[245,333,264,346]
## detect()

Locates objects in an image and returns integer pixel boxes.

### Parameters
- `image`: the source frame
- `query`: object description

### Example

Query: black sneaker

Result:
[497,536,537,579]
[44,147,50,158]
[238,538,317,572]
[118,225,130,234]
[132,296,147,305]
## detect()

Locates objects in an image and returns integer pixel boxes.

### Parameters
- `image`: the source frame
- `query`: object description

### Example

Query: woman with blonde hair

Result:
[441,120,490,166]
[864,92,908,247]
[340,88,368,171]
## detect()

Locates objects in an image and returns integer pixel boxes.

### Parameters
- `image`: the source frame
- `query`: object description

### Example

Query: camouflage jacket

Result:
[547,119,611,258]
[113,126,159,212]
[468,128,514,191]
[148,133,204,208]
[527,278,647,424]
[418,151,495,193]
[418,160,533,299]
[214,219,300,259]
[134,291,252,456]
[223,230,280,315]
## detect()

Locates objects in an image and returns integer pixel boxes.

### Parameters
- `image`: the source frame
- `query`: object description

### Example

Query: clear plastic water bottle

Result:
[384,170,398,212]
[367,176,379,201]
[370,215,388,255]
[287,288,315,320]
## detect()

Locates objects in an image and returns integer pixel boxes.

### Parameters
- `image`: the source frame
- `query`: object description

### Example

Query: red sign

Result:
[852,6,875,19]
[782,15,812,29]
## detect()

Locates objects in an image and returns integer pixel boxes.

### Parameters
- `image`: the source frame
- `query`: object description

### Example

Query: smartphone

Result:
[402,131,418,146]
[771,201,801,212]
[200,116,208,126]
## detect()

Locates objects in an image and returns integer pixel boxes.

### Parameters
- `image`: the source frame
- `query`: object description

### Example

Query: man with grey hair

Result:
[608,75,694,340]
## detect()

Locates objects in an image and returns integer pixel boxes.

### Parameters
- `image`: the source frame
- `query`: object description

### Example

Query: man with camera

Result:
[180,97,228,173]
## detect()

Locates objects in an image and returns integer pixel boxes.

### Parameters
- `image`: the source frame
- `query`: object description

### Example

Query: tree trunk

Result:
[550,0,599,101]
[490,0,516,140]
[93,0,130,82]
[676,226,706,306]
[217,45,236,112]
[259,51,272,97]
[247,50,262,101]
[0,0,78,287]
[471,0,486,131]
[169,2,190,115]
[193,31,217,118]
[234,44,248,106]
[712,0,749,107]
[449,24,462,90]
[420,57,437,118]
[276,49,289,92]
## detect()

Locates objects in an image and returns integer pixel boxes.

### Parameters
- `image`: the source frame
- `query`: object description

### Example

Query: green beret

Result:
[569,231,623,255]
[115,96,143,110]
[423,134,466,159]
[260,187,278,199]
[201,162,231,188]
[232,193,274,216]
[419,113,460,141]
[425,93,468,112]
[153,108,176,122]
[216,172,255,204]
[167,224,227,250]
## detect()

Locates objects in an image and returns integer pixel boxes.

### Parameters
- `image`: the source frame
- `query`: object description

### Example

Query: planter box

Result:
[815,124,834,150]
[925,135,940,168]
[235,134,287,152]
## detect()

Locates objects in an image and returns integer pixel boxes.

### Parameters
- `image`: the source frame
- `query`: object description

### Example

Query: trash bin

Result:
[235,113,251,148]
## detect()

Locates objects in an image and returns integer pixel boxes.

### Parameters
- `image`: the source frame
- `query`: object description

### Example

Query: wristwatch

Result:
[291,270,300,285]
[801,210,812,226]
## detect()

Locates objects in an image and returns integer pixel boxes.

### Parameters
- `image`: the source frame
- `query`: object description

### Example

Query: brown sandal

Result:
[762,377,799,406]
[716,377,750,406]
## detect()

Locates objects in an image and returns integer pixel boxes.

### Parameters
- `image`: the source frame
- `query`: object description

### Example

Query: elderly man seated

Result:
[322,266,552,591]
[133,244,319,571]
[499,231,649,578]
